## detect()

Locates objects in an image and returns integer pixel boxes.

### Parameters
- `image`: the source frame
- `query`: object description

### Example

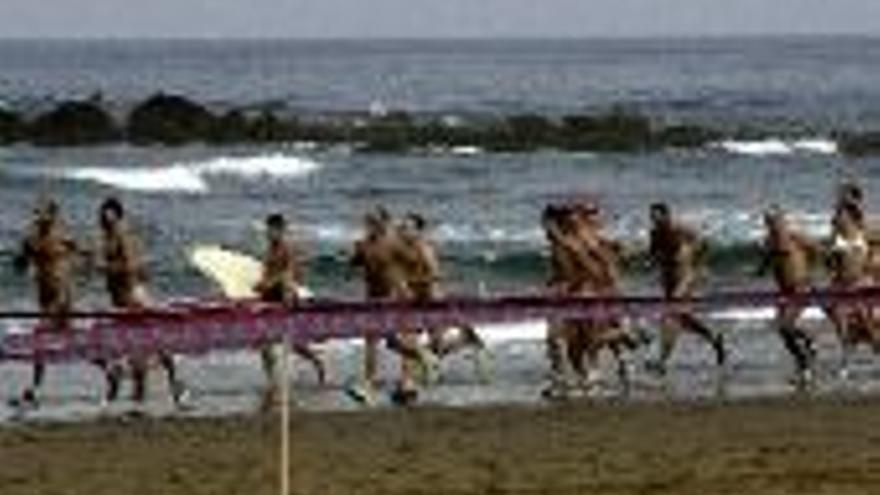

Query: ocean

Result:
[2,37,880,420]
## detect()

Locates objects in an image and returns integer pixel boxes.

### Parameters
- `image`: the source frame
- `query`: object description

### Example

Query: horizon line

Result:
[1,32,880,43]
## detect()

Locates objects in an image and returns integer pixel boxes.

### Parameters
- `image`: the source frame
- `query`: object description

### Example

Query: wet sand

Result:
[3,396,880,495]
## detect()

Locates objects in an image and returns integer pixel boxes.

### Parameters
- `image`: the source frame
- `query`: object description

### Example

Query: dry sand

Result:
[3,396,880,495]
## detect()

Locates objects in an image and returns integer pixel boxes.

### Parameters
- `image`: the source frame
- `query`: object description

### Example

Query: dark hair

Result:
[266,213,286,230]
[365,206,392,230]
[840,181,864,204]
[840,200,864,226]
[406,212,427,231]
[99,197,124,219]
[36,199,59,228]
[650,202,670,216]
[542,204,570,222]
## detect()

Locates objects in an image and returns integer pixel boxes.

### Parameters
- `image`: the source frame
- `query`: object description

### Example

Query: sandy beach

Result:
[3,395,880,495]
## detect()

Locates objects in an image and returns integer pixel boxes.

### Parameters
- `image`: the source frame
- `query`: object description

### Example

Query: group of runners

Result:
[540,180,880,397]
[6,179,880,410]
[6,199,488,410]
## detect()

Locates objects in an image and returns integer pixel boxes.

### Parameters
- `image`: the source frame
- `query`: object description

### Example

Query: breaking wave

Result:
[63,153,323,193]
[713,138,838,156]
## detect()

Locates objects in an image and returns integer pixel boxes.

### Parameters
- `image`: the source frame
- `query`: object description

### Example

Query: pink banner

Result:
[1,288,879,363]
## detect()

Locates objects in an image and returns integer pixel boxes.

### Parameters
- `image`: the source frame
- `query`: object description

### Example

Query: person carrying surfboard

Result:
[95,197,189,407]
[254,213,326,411]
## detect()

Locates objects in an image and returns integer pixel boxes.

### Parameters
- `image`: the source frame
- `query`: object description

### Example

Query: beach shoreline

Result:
[3,395,880,494]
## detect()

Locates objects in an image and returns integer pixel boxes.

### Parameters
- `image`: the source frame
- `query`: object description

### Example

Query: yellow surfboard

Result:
[188,244,312,300]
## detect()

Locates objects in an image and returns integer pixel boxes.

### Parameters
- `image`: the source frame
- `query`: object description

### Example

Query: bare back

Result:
[258,239,304,305]
[650,222,702,298]
[352,233,411,300]
[398,237,440,301]
[764,224,815,294]
[102,225,147,308]
[21,227,76,312]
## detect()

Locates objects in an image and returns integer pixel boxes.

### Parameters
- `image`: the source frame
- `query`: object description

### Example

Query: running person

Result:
[834,179,880,282]
[348,207,425,406]
[254,213,326,411]
[397,212,488,381]
[647,202,726,376]
[567,202,644,387]
[95,197,189,407]
[542,204,580,388]
[759,207,821,385]
[541,202,639,396]
[11,200,82,408]
[825,201,880,378]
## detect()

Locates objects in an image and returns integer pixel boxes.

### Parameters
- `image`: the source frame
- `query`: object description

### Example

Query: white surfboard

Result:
[188,244,313,300]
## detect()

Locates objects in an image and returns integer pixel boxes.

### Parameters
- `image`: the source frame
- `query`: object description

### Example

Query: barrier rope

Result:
[1,286,879,362]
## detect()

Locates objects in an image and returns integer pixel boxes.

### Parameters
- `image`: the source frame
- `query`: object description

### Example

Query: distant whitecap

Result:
[60,153,323,194]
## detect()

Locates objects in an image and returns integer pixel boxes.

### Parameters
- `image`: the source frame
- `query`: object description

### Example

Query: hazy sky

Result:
[2,0,880,39]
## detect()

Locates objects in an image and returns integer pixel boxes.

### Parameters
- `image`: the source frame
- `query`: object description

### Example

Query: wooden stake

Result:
[280,337,291,495]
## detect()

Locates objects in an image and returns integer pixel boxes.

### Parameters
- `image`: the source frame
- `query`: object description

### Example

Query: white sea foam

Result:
[710,306,826,322]
[68,165,210,193]
[450,146,483,156]
[473,305,828,343]
[790,139,839,155]
[426,145,484,156]
[476,320,547,343]
[714,138,838,156]
[474,306,823,343]
[63,153,322,194]
[0,322,33,337]
[196,154,321,179]
[717,139,792,156]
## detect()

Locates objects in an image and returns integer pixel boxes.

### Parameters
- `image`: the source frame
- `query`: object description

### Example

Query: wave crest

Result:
[714,138,838,156]
[63,153,322,193]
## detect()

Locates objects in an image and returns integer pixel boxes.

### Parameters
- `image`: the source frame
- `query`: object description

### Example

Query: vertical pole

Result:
[280,336,291,495]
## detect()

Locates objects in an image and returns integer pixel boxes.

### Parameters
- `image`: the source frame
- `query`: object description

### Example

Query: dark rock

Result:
[356,113,417,153]
[0,108,23,144]
[561,110,653,152]
[208,110,251,144]
[414,121,480,149]
[3,92,836,156]
[29,100,118,146]
[656,125,722,149]
[379,111,413,125]
[506,114,559,144]
[127,93,216,145]
[248,112,297,142]
[479,114,560,152]
[839,132,880,156]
